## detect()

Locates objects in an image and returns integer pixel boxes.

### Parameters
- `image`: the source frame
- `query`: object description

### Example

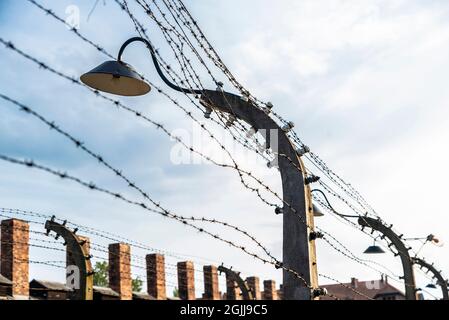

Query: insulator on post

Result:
[275,261,283,269]
[226,115,236,127]
[305,175,320,185]
[309,232,324,241]
[275,207,283,215]
[262,102,273,114]
[246,127,257,138]
[241,91,250,102]
[216,81,224,91]
[204,108,212,119]
[267,159,278,169]
[258,143,267,153]
[296,145,310,157]
[282,121,295,132]
[312,288,328,298]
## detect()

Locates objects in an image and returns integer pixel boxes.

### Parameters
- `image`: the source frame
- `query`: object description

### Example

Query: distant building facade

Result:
[321,276,405,300]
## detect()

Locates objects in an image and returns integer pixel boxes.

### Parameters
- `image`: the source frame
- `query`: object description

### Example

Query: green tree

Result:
[92,261,143,292]
[132,276,143,293]
[93,261,108,287]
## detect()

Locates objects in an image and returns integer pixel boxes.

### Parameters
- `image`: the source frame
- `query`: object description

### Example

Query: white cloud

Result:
[1,0,449,299]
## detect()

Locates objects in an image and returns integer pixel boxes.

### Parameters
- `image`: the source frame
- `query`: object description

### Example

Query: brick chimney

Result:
[203,265,220,300]
[351,277,359,289]
[1,219,29,299]
[246,276,261,300]
[146,253,166,300]
[263,280,278,300]
[177,261,195,300]
[108,243,132,300]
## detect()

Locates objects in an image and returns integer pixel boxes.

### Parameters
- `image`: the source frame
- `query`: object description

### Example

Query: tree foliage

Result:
[93,261,143,292]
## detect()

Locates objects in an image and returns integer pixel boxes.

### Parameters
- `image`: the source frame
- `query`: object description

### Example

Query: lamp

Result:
[363,238,385,254]
[426,283,437,289]
[81,37,202,97]
[80,60,150,96]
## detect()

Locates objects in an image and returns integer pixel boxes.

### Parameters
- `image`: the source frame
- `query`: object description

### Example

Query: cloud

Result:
[0,0,448,299]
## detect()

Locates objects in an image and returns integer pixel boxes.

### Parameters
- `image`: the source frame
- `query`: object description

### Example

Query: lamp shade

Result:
[312,204,324,217]
[426,283,437,289]
[363,245,385,254]
[80,60,151,96]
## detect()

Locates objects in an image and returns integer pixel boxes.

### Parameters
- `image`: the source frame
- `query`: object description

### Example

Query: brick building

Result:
[320,276,406,300]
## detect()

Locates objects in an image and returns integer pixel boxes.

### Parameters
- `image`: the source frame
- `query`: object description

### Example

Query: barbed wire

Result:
[0,38,412,299]
[0,154,314,290]
[1,84,394,289]
[0,207,218,265]
[0,219,211,291]
[164,0,382,219]
[0,90,285,266]
[10,0,438,300]
[318,273,374,300]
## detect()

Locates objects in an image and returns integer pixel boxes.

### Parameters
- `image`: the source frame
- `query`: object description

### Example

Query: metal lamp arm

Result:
[117,37,202,95]
[310,189,359,218]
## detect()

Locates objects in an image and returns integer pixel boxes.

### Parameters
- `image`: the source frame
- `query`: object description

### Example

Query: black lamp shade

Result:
[363,245,385,254]
[80,60,151,96]
[426,283,437,289]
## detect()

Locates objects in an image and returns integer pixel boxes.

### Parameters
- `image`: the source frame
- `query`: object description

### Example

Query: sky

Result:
[1,0,449,299]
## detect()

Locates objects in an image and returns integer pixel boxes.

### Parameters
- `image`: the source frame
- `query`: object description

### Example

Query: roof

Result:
[93,286,120,297]
[0,274,12,286]
[320,277,405,300]
[132,292,156,300]
[30,279,72,292]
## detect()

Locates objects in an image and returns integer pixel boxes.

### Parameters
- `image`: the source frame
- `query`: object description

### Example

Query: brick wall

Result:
[246,276,261,300]
[146,253,166,300]
[1,219,29,298]
[263,280,278,300]
[203,265,220,300]
[108,243,132,300]
[177,261,195,300]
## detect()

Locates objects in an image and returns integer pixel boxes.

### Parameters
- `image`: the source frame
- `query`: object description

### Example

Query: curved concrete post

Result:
[218,265,253,300]
[201,90,318,300]
[412,257,448,300]
[358,217,417,300]
[45,219,94,300]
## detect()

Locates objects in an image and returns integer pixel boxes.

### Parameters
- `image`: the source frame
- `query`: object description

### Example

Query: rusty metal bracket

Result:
[218,265,254,300]
[45,218,94,300]
[412,257,448,300]
[358,216,417,300]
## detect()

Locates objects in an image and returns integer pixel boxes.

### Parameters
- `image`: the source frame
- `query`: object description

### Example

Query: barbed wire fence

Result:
[0,0,444,300]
